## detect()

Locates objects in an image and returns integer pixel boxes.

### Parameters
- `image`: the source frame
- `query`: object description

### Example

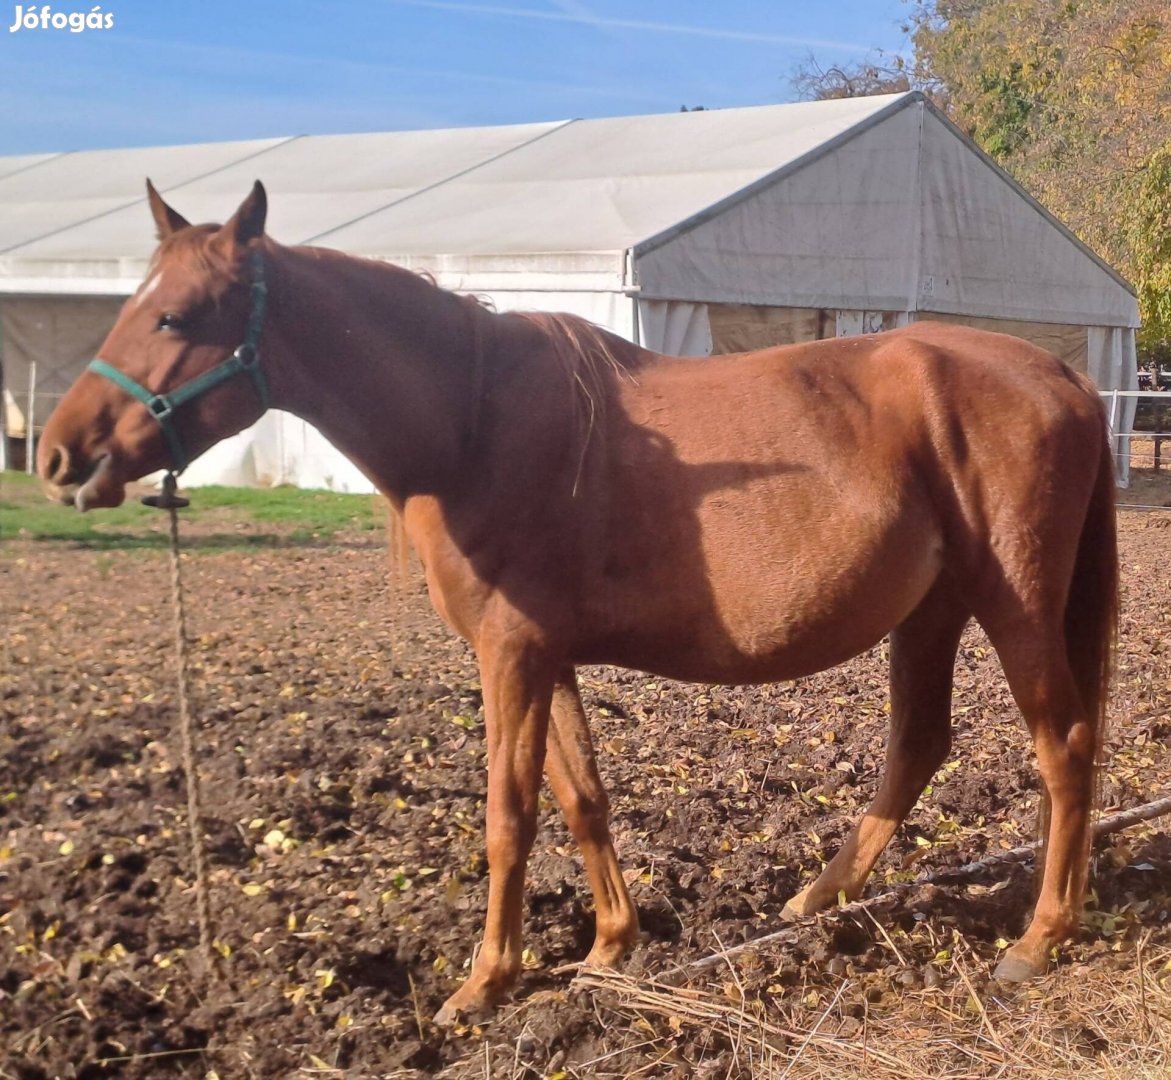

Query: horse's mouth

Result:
[46,453,123,512]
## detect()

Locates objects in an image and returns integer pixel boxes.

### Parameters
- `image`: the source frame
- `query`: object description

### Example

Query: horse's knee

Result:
[1033,717,1098,791]
[486,801,538,870]
[1063,717,1097,763]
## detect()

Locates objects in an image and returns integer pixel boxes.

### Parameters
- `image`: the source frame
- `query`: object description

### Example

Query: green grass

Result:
[0,471,382,551]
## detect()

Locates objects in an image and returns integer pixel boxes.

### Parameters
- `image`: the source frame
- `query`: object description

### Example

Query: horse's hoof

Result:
[434,998,493,1028]
[781,892,816,921]
[582,955,620,972]
[433,984,504,1028]
[582,938,635,971]
[992,951,1045,983]
[432,1000,463,1028]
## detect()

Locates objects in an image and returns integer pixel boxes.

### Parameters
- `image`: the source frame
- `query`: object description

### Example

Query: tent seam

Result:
[911,97,926,316]
[299,119,580,246]
[0,150,72,186]
[0,136,305,256]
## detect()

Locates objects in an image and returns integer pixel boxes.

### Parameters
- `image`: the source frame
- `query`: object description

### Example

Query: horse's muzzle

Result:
[41,451,122,512]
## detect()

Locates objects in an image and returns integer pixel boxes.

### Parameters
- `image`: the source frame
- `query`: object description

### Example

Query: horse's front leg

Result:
[433,640,555,1026]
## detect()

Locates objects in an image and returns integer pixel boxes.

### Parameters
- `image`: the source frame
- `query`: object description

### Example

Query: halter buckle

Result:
[148,394,175,420]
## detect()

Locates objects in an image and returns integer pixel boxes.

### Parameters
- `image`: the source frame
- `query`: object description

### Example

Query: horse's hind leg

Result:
[783,583,968,917]
[544,668,640,968]
[987,632,1098,980]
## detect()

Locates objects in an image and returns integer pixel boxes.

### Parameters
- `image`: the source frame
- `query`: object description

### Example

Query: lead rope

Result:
[143,473,216,987]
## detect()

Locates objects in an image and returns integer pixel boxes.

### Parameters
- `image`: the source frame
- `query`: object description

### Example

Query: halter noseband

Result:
[87,250,270,474]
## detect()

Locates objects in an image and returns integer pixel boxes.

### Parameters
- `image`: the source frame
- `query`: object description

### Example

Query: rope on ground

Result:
[688,791,1171,974]
[147,475,216,985]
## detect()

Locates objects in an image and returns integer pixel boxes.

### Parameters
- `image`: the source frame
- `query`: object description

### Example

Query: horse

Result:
[38,181,1118,1025]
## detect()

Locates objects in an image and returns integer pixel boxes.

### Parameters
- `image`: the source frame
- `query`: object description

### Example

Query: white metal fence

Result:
[1100,389,1171,499]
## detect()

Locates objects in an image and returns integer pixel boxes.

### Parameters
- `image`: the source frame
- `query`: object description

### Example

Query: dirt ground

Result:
[1120,440,1171,508]
[3,493,1171,1077]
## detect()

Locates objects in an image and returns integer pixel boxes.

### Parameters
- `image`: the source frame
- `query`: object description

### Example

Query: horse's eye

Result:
[157,312,186,332]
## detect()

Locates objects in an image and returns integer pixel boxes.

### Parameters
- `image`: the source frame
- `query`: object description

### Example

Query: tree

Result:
[788,52,912,101]
[905,0,1171,350]
[1127,142,1171,352]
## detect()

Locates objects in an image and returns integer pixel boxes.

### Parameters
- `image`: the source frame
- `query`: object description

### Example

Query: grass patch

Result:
[0,471,382,551]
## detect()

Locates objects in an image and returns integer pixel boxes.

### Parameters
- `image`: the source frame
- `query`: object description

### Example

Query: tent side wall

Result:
[915,106,1138,331]
[630,100,923,311]
[1,296,126,436]
[913,312,1088,372]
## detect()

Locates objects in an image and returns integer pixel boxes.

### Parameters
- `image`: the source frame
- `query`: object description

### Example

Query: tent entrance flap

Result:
[638,301,712,356]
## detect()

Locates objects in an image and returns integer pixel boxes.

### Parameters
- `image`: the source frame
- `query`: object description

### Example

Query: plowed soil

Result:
[3,502,1171,1078]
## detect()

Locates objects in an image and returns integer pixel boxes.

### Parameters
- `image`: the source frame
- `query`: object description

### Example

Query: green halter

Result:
[87,251,270,474]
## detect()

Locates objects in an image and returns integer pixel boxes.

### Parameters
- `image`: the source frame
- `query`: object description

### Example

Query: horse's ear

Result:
[216,180,268,254]
[145,179,190,240]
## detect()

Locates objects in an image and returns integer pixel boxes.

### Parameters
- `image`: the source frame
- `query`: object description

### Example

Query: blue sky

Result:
[1,1,911,153]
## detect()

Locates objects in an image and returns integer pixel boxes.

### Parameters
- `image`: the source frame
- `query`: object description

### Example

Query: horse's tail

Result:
[1065,407,1119,773]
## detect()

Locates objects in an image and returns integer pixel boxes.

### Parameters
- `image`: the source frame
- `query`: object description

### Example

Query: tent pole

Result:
[25,357,36,475]
[0,308,8,473]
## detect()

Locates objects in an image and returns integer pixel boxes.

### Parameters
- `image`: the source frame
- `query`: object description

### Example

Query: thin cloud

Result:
[102,34,673,104]
[387,0,874,53]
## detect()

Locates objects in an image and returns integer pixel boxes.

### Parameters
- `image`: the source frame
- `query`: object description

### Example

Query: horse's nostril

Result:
[44,445,67,483]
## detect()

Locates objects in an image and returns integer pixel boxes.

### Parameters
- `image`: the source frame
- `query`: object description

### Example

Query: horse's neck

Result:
[263,244,487,503]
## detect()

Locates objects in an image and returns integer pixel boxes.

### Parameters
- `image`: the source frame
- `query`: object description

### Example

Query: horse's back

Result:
[625,321,1105,510]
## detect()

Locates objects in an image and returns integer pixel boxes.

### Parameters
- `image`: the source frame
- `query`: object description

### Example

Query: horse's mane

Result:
[416,280,646,492]
[509,311,643,493]
[514,310,641,382]
[510,311,643,426]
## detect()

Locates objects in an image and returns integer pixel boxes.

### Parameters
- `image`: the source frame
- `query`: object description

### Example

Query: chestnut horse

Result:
[38,182,1117,1024]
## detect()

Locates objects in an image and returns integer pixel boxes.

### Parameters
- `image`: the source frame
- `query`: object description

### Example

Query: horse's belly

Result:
[580,502,943,684]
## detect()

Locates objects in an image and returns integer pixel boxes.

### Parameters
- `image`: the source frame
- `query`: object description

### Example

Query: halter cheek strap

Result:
[87,251,270,474]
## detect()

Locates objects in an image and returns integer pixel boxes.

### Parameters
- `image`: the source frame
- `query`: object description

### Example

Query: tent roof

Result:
[0,93,1138,327]
[0,95,910,267]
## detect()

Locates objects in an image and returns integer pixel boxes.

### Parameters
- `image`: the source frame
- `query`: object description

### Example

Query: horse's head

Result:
[38,181,271,509]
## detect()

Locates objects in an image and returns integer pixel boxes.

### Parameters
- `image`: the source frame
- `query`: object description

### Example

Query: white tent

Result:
[0,92,1139,490]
